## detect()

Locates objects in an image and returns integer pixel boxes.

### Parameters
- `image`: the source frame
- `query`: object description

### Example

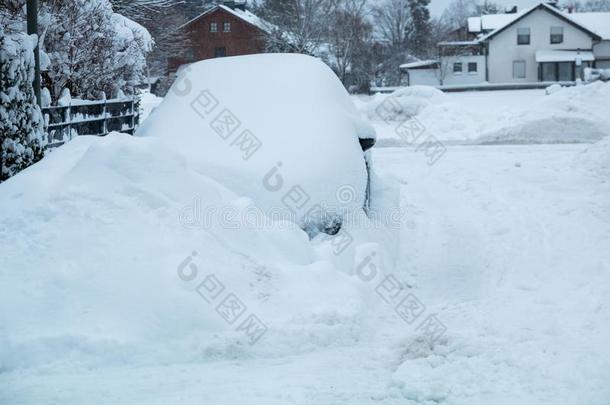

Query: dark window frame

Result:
[214,47,227,58]
[453,62,463,73]
[550,26,564,44]
[517,27,530,45]
[468,62,477,73]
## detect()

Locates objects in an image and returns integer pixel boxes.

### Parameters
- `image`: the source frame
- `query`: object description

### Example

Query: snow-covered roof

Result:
[570,12,610,40]
[399,59,438,69]
[438,40,481,46]
[178,4,272,33]
[480,12,522,31]
[535,50,595,62]
[217,4,273,33]
[467,17,481,33]
[477,3,601,42]
[466,3,610,43]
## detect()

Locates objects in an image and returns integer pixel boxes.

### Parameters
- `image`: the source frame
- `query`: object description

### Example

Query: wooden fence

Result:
[42,97,139,149]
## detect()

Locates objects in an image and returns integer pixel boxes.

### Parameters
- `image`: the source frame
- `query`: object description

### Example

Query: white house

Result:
[401,2,610,86]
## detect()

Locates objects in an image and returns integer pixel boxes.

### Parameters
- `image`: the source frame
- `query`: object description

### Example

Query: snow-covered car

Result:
[138,53,375,235]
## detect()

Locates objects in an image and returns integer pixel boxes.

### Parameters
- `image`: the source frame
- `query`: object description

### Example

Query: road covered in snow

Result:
[1,76,609,404]
[2,141,608,404]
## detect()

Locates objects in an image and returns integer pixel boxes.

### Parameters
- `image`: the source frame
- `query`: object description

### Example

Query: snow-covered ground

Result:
[1,79,609,404]
[2,142,609,404]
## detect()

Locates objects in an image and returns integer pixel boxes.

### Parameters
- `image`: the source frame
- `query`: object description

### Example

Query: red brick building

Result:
[168,2,270,72]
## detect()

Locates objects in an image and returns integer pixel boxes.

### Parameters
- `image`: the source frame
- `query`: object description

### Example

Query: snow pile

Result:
[476,81,610,144]
[138,54,373,231]
[0,132,386,372]
[576,136,610,177]
[359,82,610,146]
[545,83,562,95]
[365,86,448,122]
[0,55,391,373]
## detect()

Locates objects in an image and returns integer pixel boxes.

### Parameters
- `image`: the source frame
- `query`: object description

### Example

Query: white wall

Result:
[593,40,610,59]
[487,8,594,83]
[441,55,486,85]
[407,55,487,86]
[407,68,440,86]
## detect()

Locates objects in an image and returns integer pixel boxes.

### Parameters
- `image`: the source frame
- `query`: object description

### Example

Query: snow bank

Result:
[138,54,373,231]
[476,116,608,144]
[476,81,610,144]
[361,81,610,145]
[0,56,393,373]
[365,86,448,122]
[0,132,379,372]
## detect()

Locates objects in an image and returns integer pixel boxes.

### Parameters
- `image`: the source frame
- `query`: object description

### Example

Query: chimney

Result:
[223,1,246,11]
[505,5,518,14]
[546,1,560,9]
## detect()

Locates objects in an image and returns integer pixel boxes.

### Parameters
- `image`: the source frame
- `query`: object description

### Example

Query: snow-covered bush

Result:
[0,28,46,182]
[1,0,153,101]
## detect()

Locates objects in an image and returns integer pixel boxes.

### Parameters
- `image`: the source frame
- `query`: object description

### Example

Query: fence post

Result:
[131,96,135,134]
[66,103,72,141]
[102,100,107,136]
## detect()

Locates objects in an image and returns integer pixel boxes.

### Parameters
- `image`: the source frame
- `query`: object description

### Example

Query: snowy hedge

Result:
[0,28,46,182]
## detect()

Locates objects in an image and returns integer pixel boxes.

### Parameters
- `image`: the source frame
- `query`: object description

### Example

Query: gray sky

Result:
[429,0,542,16]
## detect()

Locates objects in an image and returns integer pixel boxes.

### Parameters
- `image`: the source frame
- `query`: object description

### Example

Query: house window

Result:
[223,22,231,32]
[468,62,477,73]
[214,47,226,58]
[541,62,574,81]
[517,28,530,45]
[513,60,526,79]
[210,22,218,32]
[550,26,563,44]
[453,62,463,73]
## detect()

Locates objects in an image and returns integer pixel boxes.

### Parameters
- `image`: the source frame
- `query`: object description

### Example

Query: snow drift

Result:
[476,82,610,144]
[0,55,391,373]
[365,86,448,122]
[363,81,610,145]
[0,133,374,372]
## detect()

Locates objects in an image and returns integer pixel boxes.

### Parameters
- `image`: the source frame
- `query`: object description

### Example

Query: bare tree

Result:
[561,0,610,11]
[372,0,411,85]
[255,0,336,55]
[326,0,371,84]
[441,0,478,31]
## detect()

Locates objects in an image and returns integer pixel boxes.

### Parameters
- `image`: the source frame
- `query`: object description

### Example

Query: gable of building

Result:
[479,3,601,42]
[178,4,271,34]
